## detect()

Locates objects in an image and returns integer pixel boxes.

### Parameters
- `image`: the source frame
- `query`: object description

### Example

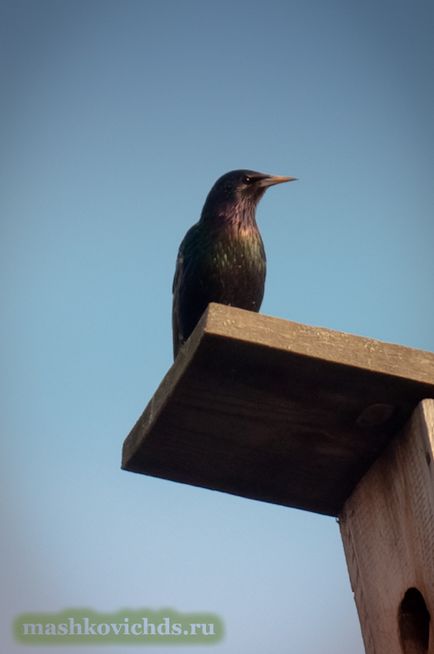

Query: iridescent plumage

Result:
[172,169,295,357]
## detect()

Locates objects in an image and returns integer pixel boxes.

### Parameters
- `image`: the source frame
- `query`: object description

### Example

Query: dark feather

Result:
[172,169,295,358]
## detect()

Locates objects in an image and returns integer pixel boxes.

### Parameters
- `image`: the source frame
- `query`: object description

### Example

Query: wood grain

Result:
[122,303,434,515]
[340,399,434,653]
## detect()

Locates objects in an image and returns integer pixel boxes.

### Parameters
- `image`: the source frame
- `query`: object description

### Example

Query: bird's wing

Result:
[172,246,184,357]
[172,243,184,294]
[172,225,198,357]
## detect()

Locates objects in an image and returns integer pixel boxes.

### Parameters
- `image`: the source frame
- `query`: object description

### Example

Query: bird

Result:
[172,169,296,358]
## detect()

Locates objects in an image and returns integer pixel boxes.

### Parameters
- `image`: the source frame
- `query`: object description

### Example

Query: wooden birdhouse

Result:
[122,303,434,654]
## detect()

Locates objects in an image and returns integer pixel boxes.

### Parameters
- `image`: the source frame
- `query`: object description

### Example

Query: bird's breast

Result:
[210,227,264,267]
[197,224,266,310]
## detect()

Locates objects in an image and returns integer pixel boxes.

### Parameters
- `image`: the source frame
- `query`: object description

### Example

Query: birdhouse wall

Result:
[339,399,434,654]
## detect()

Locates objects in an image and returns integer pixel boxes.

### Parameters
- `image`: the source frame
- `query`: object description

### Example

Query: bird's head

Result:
[201,169,296,221]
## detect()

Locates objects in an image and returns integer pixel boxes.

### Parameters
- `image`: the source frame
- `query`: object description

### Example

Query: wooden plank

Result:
[339,400,434,653]
[122,303,434,516]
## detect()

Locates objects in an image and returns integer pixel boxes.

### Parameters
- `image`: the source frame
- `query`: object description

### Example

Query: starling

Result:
[172,169,296,358]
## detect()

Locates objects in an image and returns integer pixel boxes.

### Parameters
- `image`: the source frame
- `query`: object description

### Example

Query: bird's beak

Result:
[258,175,298,188]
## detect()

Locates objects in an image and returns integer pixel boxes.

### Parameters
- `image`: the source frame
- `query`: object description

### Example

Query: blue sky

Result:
[1,1,433,652]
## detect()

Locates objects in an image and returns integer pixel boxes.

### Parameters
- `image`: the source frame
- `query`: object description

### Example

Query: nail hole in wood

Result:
[399,587,430,653]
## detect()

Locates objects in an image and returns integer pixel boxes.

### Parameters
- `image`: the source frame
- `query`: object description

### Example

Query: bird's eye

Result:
[243,175,252,184]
